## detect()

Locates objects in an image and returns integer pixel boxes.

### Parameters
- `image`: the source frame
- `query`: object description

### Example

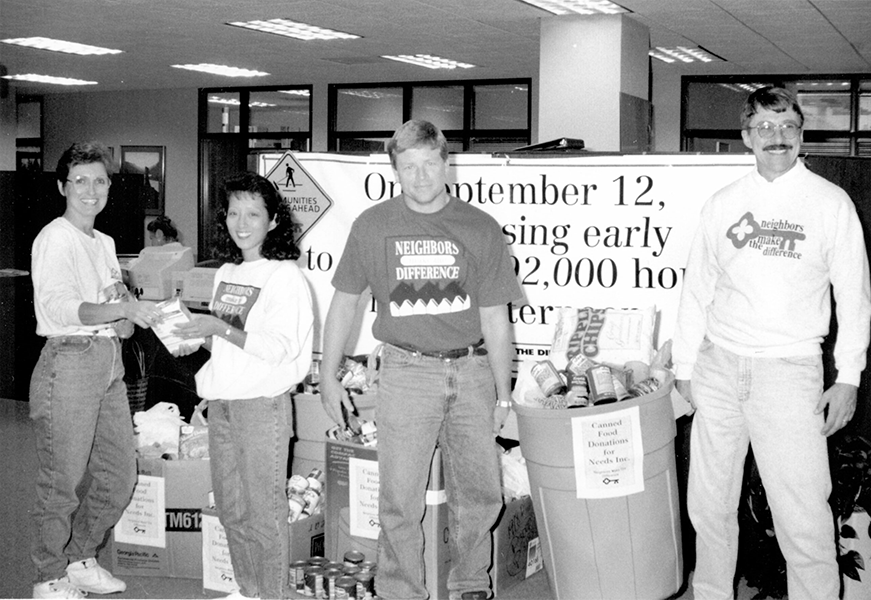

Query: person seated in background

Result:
[146,215,182,248]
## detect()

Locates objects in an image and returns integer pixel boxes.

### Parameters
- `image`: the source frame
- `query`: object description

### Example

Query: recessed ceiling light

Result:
[649,46,723,64]
[227,19,360,41]
[172,64,269,77]
[1,36,123,55]
[381,55,475,70]
[1,73,98,85]
[517,0,629,15]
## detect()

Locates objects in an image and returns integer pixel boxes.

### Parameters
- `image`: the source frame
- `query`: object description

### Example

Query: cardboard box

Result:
[492,495,543,594]
[290,394,376,476]
[325,439,450,599]
[111,458,211,579]
[202,507,325,594]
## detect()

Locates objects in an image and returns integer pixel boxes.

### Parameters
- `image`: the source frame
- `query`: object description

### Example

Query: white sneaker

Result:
[65,558,126,594]
[32,576,86,599]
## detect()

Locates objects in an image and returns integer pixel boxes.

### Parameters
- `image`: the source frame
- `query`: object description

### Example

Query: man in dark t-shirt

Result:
[321,120,522,600]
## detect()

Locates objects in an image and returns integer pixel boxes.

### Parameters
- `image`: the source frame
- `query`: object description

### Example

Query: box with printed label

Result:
[492,495,543,594]
[202,507,325,593]
[110,458,211,579]
[325,439,450,600]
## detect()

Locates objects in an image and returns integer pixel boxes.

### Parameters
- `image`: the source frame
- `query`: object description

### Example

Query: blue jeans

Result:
[376,345,503,600]
[29,335,136,583]
[688,340,837,600]
[208,394,293,599]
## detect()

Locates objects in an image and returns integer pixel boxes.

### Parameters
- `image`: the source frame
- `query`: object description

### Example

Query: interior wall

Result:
[42,88,199,258]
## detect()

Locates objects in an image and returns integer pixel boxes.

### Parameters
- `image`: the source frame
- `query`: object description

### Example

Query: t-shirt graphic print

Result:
[211,281,262,329]
[387,235,471,317]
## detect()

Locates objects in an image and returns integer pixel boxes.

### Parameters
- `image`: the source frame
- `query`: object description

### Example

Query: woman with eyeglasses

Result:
[29,141,163,599]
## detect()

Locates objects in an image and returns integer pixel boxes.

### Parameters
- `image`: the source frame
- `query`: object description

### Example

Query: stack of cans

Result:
[530,354,662,409]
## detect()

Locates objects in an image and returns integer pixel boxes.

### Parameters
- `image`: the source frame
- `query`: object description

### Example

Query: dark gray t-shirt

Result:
[332,195,522,351]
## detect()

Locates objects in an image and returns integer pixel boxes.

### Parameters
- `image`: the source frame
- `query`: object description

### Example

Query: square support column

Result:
[537,14,650,152]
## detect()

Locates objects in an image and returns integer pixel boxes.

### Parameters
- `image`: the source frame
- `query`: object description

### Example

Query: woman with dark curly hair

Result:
[146,215,180,246]
[173,172,314,599]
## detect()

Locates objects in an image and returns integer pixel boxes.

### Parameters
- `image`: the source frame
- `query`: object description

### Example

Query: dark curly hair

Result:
[147,215,179,242]
[56,141,115,185]
[212,172,301,264]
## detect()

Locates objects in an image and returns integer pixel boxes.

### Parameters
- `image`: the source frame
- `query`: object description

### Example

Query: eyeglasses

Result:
[746,121,801,140]
[66,175,110,191]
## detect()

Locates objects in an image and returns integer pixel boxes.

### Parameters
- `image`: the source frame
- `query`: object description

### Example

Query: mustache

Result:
[763,144,793,152]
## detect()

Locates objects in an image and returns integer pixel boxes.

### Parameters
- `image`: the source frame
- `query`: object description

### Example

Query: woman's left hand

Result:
[173,314,226,340]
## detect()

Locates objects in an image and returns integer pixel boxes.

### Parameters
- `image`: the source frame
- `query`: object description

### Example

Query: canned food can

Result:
[287,474,309,496]
[629,377,661,397]
[302,487,322,513]
[354,571,375,599]
[531,360,566,396]
[304,565,324,597]
[323,567,343,600]
[288,493,306,522]
[586,365,617,405]
[308,556,329,567]
[612,375,631,401]
[343,550,365,569]
[342,565,361,578]
[290,560,309,592]
[359,560,377,573]
[566,353,596,377]
[335,575,358,599]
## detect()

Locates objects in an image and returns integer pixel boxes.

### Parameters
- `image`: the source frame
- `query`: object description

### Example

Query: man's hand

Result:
[320,375,352,428]
[817,382,857,437]
[676,379,696,415]
[492,403,510,436]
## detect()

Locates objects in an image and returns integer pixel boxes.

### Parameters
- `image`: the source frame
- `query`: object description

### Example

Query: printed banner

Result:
[262,153,756,364]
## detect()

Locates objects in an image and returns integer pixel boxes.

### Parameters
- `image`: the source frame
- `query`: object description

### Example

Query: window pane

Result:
[336,88,403,131]
[411,86,464,131]
[247,138,308,151]
[684,82,772,130]
[337,137,391,153]
[206,92,241,133]
[795,80,851,130]
[473,84,528,130]
[249,90,310,134]
[859,80,871,131]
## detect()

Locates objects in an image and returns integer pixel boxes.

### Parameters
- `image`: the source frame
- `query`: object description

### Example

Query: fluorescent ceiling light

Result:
[207,97,276,107]
[718,83,768,94]
[278,90,311,96]
[649,46,722,64]
[1,36,123,55]
[1,73,97,85]
[227,19,360,41]
[518,0,629,15]
[172,64,269,77]
[339,89,402,99]
[381,54,475,70]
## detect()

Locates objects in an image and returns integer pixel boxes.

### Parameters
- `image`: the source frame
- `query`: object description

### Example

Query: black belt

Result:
[392,339,487,360]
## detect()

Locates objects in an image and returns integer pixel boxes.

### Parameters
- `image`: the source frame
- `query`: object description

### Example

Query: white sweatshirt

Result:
[195,258,314,400]
[673,160,871,386]
[31,217,124,337]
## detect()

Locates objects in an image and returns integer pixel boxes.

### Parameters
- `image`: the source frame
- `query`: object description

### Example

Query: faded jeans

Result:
[375,344,503,600]
[688,340,837,600]
[208,394,293,599]
[29,335,136,583]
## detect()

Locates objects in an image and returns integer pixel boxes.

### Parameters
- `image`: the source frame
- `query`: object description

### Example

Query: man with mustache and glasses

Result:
[673,86,871,600]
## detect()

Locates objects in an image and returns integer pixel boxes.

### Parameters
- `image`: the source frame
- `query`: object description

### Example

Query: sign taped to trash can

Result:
[571,406,644,498]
